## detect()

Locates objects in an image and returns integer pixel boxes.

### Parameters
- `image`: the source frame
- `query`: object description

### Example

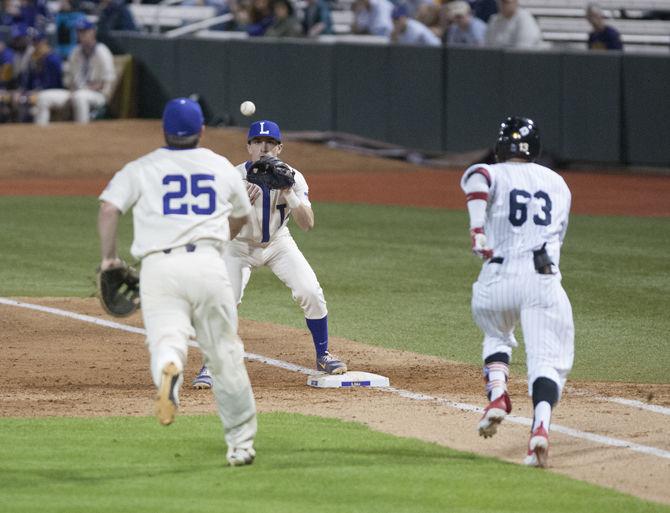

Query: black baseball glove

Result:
[246,156,295,190]
[97,263,140,317]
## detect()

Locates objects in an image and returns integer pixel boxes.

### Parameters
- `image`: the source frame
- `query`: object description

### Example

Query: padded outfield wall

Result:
[110,33,670,166]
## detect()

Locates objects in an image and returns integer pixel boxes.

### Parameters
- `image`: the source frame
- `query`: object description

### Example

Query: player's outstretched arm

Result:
[283,188,314,231]
[98,201,123,270]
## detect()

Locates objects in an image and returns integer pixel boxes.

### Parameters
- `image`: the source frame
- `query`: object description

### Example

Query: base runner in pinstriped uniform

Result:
[460,116,575,468]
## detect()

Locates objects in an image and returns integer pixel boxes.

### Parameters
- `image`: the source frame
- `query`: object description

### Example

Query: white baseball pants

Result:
[34,88,106,125]
[140,245,257,451]
[472,263,574,396]
[224,234,327,320]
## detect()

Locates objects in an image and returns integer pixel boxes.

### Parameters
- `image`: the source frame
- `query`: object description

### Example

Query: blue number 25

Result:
[163,174,216,215]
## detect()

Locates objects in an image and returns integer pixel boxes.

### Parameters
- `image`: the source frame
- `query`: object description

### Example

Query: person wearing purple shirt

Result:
[0,39,14,121]
[586,3,623,50]
[26,33,62,91]
[0,41,13,88]
[245,0,274,36]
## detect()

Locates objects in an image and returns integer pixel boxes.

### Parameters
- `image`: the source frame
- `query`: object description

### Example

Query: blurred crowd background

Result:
[1,0,669,125]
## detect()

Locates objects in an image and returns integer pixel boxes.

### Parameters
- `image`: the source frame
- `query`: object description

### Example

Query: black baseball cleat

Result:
[316,352,347,375]
[156,363,180,426]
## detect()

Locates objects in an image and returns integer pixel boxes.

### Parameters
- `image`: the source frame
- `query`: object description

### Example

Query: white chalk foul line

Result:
[3,296,670,461]
[566,386,670,416]
[0,297,145,335]
[606,397,670,416]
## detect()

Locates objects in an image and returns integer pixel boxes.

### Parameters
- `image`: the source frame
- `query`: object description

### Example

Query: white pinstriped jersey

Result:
[99,147,251,259]
[234,161,311,244]
[462,160,575,392]
[461,161,571,272]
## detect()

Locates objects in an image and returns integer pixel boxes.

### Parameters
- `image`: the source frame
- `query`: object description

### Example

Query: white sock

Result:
[533,401,552,432]
[485,362,509,401]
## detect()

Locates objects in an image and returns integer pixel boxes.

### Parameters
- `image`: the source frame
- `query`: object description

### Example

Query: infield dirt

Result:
[1,121,669,505]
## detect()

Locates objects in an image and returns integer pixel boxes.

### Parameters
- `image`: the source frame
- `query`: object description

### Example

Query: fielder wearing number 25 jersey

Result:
[101,145,247,259]
[460,116,574,469]
[98,98,257,467]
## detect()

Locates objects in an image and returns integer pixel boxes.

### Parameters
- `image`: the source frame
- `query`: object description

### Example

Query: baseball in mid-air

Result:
[240,101,256,117]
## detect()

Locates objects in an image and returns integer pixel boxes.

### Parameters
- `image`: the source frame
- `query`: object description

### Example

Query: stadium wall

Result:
[63,32,670,166]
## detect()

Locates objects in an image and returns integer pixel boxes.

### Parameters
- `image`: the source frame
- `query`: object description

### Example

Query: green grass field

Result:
[1,196,669,382]
[0,413,666,513]
[1,196,669,512]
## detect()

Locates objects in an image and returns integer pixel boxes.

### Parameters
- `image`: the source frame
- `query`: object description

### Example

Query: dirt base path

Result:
[2,298,669,505]
[1,121,669,505]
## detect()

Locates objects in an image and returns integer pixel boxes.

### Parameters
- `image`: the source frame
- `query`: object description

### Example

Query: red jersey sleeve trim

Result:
[464,167,492,188]
[466,192,489,202]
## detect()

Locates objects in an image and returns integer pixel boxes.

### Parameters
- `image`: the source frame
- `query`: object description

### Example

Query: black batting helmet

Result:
[494,116,541,163]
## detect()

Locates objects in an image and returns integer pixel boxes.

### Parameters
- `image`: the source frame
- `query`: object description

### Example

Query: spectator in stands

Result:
[8,22,33,89]
[0,23,33,122]
[301,0,332,37]
[415,2,443,39]
[95,0,138,52]
[0,36,14,122]
[55,0,86,59]
[1,0,21,26]
[351,0,394,37]
[485,0,542,48]
[13,31,61,121]
[0,38,13,87]
[18,0,49,31]
[245,0,274,36]
[586,3,623,51]
[26,32,62,90]
[96,0,137,34]
[445,0,486,46]
[265,0,301,37]
[469,0,496,22]
[34,18,115,125]
[390,4,441,46]
[403,0,434,19]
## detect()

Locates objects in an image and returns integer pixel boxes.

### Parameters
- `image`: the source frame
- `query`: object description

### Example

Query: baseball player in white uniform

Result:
[98,98,257,466]
[192,120,346,389]
[460,116,574,468]
[34,18,116,125]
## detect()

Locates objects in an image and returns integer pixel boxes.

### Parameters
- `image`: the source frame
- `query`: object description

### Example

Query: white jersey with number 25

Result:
[99,147,250,259]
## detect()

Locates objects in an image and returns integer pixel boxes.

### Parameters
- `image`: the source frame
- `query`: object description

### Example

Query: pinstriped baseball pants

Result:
[472,264,574,396]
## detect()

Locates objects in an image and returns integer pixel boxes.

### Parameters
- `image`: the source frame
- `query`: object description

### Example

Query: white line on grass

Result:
[2,297,669,461]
